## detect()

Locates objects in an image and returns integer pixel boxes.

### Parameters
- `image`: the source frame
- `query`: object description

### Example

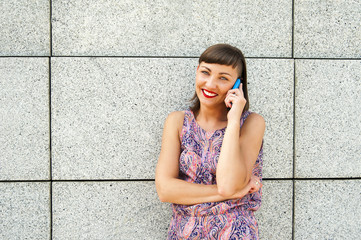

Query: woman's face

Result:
[195,62,239,109]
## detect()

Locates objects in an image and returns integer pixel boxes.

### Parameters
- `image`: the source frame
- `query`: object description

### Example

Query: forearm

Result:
[216,121,249,196]
[156,177,230,205]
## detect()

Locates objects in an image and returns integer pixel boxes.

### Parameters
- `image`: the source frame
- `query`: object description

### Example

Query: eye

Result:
[201,71,209,75]
[220,76,229,81]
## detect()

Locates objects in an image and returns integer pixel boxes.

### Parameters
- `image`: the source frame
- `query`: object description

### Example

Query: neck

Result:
[196,104,228,124]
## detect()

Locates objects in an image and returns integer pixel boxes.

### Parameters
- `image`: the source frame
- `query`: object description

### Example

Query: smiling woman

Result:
[155,44,265,239]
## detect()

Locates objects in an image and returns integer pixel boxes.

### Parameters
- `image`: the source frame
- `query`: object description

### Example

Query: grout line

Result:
[48,57,53,240]
[49,0,53,236]
[292,180,296,240]
[48,58,53,186]
[291,57,361,61]
[0,179,155,183]
[0,56,360,60]
[0,56,51,58]
[1,177,360,183]
[292,56,296,240]
[292,2,296,236]
[50,178,53,240]
[287,177,361,181]
[47,56,294,59]
[49,0,52,57]
[291,0,295,59]
[293,61,297,180]
[50,179,156,182]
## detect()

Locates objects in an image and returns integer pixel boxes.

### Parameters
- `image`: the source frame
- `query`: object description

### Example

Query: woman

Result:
[155,44,265,239]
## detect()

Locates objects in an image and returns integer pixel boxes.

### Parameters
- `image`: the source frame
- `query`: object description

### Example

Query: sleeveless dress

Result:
[167,110,263,240]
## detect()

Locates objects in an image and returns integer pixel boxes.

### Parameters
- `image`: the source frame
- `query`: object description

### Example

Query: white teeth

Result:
[203,90,217,96]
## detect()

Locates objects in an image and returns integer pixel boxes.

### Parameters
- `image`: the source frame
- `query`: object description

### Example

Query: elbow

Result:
[217,178,249,198]
[158,193,168,203]
[155,179,169,203]
[157,188,169,203]
[156,188,167,203]
[217,184,244,198]
[217,187,236,198]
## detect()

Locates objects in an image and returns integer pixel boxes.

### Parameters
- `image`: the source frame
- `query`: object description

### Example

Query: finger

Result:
[229,90,244,100]
[228,89,239,95]
[225,94,234,106]
[234,87,244,97]
[225,98,231,108]
[227,97,234,108]
[226,91,236,98]
[226,95,237,108]
[229,85,244,99]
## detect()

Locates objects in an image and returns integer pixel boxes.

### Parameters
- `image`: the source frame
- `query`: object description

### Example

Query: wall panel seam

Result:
[292,56,296,240]
[1,178,360,183]
[1,56,360,60]
[48,56,53,240]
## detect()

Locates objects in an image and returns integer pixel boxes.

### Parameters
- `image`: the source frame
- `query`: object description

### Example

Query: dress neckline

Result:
[188,110,227,135]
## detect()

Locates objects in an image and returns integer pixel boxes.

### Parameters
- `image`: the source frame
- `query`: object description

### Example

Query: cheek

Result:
[219,82,230,91]
[195,75,205,87]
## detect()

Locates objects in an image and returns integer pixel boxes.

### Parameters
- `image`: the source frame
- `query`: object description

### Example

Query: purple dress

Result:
[167,110,263,240]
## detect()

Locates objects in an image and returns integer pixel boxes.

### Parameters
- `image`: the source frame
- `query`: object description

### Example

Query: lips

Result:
[202,89,218,98]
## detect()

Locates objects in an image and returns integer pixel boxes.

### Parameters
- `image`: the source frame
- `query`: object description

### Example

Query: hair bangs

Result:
[199,44,244,76]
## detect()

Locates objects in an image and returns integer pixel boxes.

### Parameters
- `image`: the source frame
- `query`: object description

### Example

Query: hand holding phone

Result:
[226,78,246,119]
[227,78,241,108]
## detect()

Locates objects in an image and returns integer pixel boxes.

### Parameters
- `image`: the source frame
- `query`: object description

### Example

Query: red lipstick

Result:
[202,89,218,98]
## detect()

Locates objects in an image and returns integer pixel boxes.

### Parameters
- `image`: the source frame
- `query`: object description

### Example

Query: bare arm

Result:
[217,85,265,197]
[155,111,261,205]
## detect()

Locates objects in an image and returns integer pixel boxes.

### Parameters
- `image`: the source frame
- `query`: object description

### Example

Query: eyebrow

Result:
[200,66,232,76]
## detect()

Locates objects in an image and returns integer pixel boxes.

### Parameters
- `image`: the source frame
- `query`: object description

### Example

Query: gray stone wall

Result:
[0,0,360,239]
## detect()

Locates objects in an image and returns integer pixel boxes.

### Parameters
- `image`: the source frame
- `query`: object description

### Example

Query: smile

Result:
[202,89,218,98]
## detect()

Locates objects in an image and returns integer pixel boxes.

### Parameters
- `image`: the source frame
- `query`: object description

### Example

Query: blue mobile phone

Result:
[228,78,241,108]
[232,78,241,89]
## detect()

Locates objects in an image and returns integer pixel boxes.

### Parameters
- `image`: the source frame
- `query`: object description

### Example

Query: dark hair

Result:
[190,43,249,114]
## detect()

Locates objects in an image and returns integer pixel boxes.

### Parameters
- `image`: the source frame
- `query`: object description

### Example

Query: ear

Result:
[197,65,199,70]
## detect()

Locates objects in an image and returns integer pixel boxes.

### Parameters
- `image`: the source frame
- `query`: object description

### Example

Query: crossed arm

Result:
[155,111,265,205]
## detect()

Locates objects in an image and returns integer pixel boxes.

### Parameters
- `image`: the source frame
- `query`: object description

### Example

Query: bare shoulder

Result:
[247,112,265,126]
[164,111,185,132]
[242,112,265,133]
[166,111,185,125]
[167,111,185,121]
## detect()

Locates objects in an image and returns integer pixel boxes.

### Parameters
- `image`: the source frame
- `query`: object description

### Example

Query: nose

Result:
[205,76,217,89]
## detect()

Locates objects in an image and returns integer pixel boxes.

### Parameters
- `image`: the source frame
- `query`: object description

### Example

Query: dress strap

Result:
[180,109,193,141]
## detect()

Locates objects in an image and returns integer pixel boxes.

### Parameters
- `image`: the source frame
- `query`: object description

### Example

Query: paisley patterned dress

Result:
[167,110,263,240]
